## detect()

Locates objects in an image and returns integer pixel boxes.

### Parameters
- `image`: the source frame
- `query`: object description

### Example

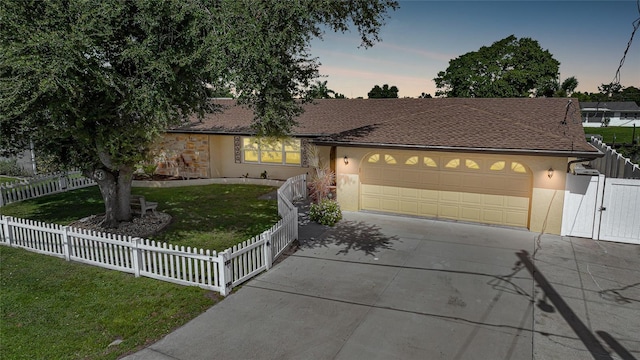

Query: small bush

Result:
[135,162,158,178]
[35,153,65,174]
[309,199,343,226]
[0,159,28,177]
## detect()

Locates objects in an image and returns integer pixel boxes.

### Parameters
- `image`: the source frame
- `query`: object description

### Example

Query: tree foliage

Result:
[308,80,335,99]
[573,85,640,106]
[560,76,579,95]
[0,0,398,226]
[548,76,580,97]
[434,35,560,98]
[368,84,399,98]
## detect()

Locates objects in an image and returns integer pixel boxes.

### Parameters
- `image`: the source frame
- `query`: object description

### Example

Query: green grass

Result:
[0,187,106,225]
[584,126,639,144]
[0,184,279,251]
[135,185,279,251]
[0,176,20,184]
[0,183,280,359]
[1,245,219,360]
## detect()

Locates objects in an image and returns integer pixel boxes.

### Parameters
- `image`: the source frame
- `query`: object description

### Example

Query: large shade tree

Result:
[1,0,398,227]
[434,35,560,98]
[367,84,399,98]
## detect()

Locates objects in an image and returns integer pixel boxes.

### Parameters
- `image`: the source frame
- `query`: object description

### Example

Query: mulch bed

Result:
[68,212,172,238]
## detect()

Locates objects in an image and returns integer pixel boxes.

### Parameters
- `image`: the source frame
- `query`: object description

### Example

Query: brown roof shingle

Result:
[174,98,598,156]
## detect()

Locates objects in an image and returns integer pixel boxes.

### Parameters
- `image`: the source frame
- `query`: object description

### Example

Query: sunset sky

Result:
[309,0,640,98]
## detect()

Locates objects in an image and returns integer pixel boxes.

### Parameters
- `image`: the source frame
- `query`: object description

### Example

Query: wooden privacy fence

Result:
[0,171,96,207]
[0,174,307,296]
[590,137,640,179]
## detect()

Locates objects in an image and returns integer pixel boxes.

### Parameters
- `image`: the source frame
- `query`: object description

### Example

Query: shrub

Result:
[135,162,158,178]
[618,145,640,165]
[309,199,342,226]
[35,153,66,174]
[0,159,28,177]
[306,145,335,203]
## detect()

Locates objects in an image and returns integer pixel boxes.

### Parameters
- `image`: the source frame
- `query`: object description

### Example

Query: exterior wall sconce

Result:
[343,156,349,165]
[548,167,554,178]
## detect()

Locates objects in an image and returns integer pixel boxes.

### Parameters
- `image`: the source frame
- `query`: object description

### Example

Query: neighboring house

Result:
[581,101,640,127]
[157,98,600,235]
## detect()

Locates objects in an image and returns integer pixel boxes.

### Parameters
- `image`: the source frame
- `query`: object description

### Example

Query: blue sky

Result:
[309,0,640,98]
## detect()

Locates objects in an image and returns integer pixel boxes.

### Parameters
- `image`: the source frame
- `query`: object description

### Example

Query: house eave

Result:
[166,128,323,138]
[311,140,604,159]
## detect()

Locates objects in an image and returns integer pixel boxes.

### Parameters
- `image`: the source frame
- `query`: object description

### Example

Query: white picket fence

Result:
[0,173,307,296]
[0,171,96,207]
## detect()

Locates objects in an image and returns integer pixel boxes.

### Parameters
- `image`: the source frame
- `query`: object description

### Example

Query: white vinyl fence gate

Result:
[562,173,640,244]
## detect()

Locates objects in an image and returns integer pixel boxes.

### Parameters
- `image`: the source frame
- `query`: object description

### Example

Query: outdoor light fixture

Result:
[344,155,349,165]
[548,167,554,178]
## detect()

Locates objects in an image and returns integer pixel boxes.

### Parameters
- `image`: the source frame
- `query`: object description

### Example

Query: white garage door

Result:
[360,152,532,228]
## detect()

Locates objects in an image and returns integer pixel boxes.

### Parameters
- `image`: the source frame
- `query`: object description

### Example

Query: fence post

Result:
[294,207,299,241]
[0,187,5,207]
[303,176,308,200]
[62,226,71,261]
[219,251,232,296]
[131,237,141,277]
[1,216,13,246]
[263,230,273,270]
[58,174,68,192]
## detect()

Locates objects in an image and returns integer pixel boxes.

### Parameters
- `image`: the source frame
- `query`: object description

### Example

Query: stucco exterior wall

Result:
[209,135,323,180]
[525,156,567,235]
[158,133,334,181]
[335,146,569,235]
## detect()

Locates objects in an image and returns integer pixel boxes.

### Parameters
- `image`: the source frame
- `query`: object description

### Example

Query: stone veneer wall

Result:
[155,133,210,178]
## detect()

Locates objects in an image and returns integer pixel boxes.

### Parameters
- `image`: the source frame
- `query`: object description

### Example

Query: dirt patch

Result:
[272,240,300,267]
[258,190,278,200]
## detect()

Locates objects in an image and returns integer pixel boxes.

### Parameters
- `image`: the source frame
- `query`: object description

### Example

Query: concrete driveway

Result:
[123,212,640,360]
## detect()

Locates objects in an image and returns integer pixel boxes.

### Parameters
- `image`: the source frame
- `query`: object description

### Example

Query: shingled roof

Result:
[580,101,640,111]
[172,98,599,157]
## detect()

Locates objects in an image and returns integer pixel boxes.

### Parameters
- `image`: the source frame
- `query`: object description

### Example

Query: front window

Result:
[242,138,301,165]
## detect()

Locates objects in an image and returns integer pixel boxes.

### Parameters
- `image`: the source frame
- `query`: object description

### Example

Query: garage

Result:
[360,151,532,228]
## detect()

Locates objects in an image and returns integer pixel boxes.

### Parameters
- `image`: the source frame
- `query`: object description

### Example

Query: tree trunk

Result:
[91,144,137,227]
[94,170,119,228]
[92,166,134,228]
[116,166,133,222]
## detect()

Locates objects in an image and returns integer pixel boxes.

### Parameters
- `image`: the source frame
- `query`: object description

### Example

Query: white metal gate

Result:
[599,178,640,243]
[561,174,603,239]
[562,174,640,245]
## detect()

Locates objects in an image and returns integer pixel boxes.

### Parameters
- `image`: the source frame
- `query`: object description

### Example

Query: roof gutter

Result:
[165,128,323,138]
[311,140,604,160]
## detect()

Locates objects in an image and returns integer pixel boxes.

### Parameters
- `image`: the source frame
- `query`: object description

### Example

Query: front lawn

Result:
[0,245,218,360]
[0,184,280,251]
[0,183,279,359]
[584,126,638,144]
[0,176,19,184]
